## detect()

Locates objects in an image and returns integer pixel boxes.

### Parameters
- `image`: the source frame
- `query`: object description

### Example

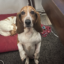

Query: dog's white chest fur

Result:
[18,28,41,57]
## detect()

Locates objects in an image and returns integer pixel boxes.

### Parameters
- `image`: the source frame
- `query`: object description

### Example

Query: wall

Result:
[0,0,44,14]
[0,0,28,14]
[35,0,44,11]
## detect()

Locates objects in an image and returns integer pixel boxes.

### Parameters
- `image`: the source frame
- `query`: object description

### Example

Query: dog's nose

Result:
[25,19,31,25]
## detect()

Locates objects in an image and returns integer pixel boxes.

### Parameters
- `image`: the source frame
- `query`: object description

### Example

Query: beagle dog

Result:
[0,16,17,36]
[16,6,43,64]
[0,6,42,64]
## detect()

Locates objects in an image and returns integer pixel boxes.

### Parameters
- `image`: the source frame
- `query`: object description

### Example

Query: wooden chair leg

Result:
[28,0,31,6]
[28,0,35,8]
[32,0,35,8]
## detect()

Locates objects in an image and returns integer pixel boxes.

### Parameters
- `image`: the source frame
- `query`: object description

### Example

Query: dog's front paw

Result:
[34,53,39,59]
[20,51,26,61]
[21,54,26,61]
[34,53,39,64]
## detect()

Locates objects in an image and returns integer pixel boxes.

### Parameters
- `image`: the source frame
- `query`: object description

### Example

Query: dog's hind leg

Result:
[25,57,29,64]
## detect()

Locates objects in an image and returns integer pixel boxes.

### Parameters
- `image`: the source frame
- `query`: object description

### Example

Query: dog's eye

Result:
[21,11,25,15]
[30,11,34,14]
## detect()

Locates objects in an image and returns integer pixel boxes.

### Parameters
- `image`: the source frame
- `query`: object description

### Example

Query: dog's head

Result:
[16,6,43,33]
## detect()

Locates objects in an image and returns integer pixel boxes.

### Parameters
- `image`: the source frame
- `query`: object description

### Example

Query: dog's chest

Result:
[18,31,41,56]
[18,31,41,45]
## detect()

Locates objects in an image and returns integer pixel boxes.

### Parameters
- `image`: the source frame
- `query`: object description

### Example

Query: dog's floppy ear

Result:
[16,12,24,34]
[33,12,43,32]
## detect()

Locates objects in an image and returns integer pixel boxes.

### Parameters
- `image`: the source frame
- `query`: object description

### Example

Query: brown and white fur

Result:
[0,16,17,36]
[16,6,43,64]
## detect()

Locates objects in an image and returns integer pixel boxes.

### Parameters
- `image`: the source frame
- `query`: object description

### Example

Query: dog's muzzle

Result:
[25,19,31,27]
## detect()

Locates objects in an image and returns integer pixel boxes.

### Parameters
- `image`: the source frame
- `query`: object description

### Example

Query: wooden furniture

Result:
[28,0,35,8]
[42,0,64,44]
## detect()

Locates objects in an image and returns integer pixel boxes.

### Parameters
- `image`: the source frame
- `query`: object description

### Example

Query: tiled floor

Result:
[40,14,52,25]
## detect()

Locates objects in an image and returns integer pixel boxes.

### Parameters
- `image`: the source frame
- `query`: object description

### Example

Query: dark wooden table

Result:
[42,0,64,45]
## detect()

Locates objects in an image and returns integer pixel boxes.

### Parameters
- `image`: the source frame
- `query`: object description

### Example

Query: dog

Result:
[0,6,42,64]
[16,6,43,64]
[0,16,17,36]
